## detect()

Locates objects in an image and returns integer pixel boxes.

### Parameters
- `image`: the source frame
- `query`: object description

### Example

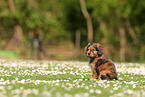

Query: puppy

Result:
[85,43,118,80]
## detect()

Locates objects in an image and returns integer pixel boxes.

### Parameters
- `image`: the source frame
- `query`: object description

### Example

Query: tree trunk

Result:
[75,30,81,60]
[119,24,125,61]
[6,0,24,50]
[97,17,105,31]
[109,15,114,34]
[8,0,15,12]
[6,25,24,50]
[125,18,138,44]
[80,0,93,43]
[97,17,114,56]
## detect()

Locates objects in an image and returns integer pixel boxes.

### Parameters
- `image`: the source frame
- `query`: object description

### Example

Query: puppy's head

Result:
[85,43,103,58]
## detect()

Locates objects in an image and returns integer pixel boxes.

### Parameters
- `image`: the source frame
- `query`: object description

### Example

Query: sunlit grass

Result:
[0,60,145,97]
[0,50,18,58]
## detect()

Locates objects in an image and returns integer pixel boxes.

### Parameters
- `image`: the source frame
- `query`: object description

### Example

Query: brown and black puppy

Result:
[85,43,118,80]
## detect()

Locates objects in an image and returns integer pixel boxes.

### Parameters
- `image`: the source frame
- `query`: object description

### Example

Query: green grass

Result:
[0,60,144,97]
[0,50,19,58]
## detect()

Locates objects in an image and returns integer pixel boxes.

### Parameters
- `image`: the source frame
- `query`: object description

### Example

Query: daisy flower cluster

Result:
[0,60,144,97]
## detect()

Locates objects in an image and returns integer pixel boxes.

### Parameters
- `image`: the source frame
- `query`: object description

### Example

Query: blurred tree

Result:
[80,0,93,43]
[0,0,145,61]
[6,0,24,51]
[86,0,145,61]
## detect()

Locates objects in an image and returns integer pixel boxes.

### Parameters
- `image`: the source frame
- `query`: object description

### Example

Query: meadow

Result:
[0,60,145,97]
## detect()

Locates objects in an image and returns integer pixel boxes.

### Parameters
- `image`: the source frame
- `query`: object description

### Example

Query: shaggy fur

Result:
[85,43,118,80]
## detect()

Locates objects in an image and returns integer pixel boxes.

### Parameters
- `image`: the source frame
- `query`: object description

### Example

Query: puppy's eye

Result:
[92,49,95,51]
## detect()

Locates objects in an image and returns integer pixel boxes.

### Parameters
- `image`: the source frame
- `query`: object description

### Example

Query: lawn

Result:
[0,60,145,97]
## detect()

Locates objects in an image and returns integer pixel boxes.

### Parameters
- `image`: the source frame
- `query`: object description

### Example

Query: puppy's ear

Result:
[96,43,103,51]
[96,43,103,56]
[85,43,91,54]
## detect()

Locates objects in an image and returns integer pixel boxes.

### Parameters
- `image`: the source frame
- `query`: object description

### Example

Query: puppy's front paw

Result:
[90,76,98,81]
[90,77,94,80]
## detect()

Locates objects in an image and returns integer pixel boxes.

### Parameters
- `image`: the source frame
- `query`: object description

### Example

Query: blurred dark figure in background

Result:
[29,27,43,60]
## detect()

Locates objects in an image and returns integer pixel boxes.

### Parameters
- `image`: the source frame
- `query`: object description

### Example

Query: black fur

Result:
[101,75,107,79]
[95,59,108,67]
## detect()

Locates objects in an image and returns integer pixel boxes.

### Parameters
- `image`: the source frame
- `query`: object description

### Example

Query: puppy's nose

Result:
[88,53,90,55]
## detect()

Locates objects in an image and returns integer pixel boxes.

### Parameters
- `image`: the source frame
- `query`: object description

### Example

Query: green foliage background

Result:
[0,0,145,61]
